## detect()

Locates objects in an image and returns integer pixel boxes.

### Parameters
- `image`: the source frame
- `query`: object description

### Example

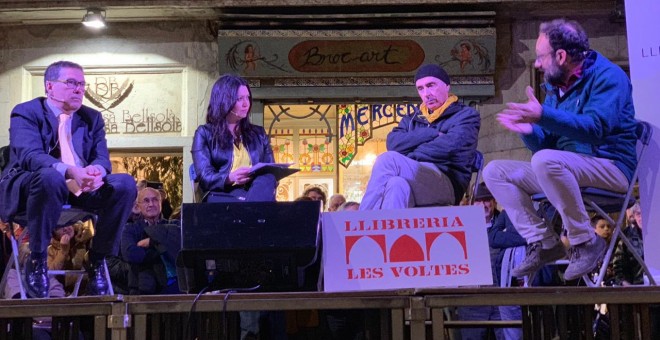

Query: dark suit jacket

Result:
[0,97,110,221]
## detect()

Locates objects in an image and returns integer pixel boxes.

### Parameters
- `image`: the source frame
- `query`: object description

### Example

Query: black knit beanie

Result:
[414,64,451,85]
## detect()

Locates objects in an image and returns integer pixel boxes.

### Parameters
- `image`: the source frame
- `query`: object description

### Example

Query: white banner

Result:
[625,0,660,283]
[322,206,492,292]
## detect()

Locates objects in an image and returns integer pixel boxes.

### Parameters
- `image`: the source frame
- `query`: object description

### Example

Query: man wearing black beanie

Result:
[360,64,480,210]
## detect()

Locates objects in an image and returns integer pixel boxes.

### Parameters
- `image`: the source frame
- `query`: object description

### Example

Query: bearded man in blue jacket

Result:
[360,64,480,210]
[484,18,638,281]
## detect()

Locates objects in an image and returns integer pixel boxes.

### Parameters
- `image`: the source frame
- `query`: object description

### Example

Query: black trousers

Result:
[205,173,277,203]
[18,168,136,256]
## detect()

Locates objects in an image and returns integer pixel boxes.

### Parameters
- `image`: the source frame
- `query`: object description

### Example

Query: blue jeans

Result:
[499,305,523,340]
[457,306,504,340]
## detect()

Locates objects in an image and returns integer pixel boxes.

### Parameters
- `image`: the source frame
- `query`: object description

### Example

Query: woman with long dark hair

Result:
[192,74,276,202]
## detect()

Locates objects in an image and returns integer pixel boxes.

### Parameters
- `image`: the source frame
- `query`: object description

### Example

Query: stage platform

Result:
[0,286,659,339]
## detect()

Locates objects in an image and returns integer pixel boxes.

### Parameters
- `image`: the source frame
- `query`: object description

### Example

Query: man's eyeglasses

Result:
[535,50,556,63]
[52,79,87,89]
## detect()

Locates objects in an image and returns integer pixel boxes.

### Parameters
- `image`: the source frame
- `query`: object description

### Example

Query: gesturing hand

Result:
[496,86,542,134]
[496,113,533,134]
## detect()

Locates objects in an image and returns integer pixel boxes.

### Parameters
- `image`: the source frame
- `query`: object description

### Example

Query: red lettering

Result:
[403,266,419,276]
[348,267,383,279]
[459,264,470,274]
[390,266,403,278]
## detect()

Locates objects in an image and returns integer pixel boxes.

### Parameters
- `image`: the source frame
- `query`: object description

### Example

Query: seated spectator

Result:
[158,188,173,219]
[587,215,616,288]
[338,201,360,211]
[457,183,505,340]
[47,220,93,293]
[592,215,613,243]
[121,187,181,294]
[303,186,327,211]
[105,253,130,295]
[613,202,644,286]
[169,205,182,220]
[327,194,346,212]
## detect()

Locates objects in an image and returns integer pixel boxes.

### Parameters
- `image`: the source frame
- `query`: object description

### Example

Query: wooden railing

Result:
[0,286,659,339]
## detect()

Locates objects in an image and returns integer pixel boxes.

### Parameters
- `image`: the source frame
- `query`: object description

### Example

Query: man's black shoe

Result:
[86,259,110,296]
[24,255,49,298]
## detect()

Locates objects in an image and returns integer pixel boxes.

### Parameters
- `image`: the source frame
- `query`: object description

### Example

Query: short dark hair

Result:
[590,214,607,227]
[44,60,84,90]
[539,19,590,62]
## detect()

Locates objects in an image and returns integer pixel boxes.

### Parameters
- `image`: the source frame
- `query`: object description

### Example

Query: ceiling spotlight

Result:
[82,9,106,29]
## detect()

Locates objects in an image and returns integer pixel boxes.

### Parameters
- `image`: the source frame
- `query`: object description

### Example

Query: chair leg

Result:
[72,272,85,297]
[103,260,114,295]
[1,224,27,299]
[0,245,15,299]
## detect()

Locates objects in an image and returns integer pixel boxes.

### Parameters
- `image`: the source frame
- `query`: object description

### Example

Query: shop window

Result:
[265,102,418,203]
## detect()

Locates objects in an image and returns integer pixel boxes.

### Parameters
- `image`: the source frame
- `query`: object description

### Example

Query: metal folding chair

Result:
[468,150,485,205]
[0,205,114,298]
[531,120,655,286]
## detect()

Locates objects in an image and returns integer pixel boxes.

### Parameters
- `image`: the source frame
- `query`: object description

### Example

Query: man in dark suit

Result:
[0,60,136,297]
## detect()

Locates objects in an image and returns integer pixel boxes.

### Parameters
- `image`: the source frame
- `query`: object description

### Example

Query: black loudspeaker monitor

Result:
[177,201,321,293]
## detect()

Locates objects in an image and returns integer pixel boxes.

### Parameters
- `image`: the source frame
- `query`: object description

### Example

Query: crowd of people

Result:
[0,15,655,340]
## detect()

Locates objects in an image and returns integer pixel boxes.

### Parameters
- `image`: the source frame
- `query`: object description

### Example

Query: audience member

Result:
[136,179,148,191]
[613,202,644,286]
[591,215,613,244]
[303,186,327,211]
[483,19,637,281]
[327,194,346,212]
[47,220,94,293]
[338,201,360,211]
[121,187,180,295]
[588,215,615,286]
[0,60,136,297]
[359,64,480,210]
[191,74,277,203]
[159,189,173,220]
[457,183,505,340]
